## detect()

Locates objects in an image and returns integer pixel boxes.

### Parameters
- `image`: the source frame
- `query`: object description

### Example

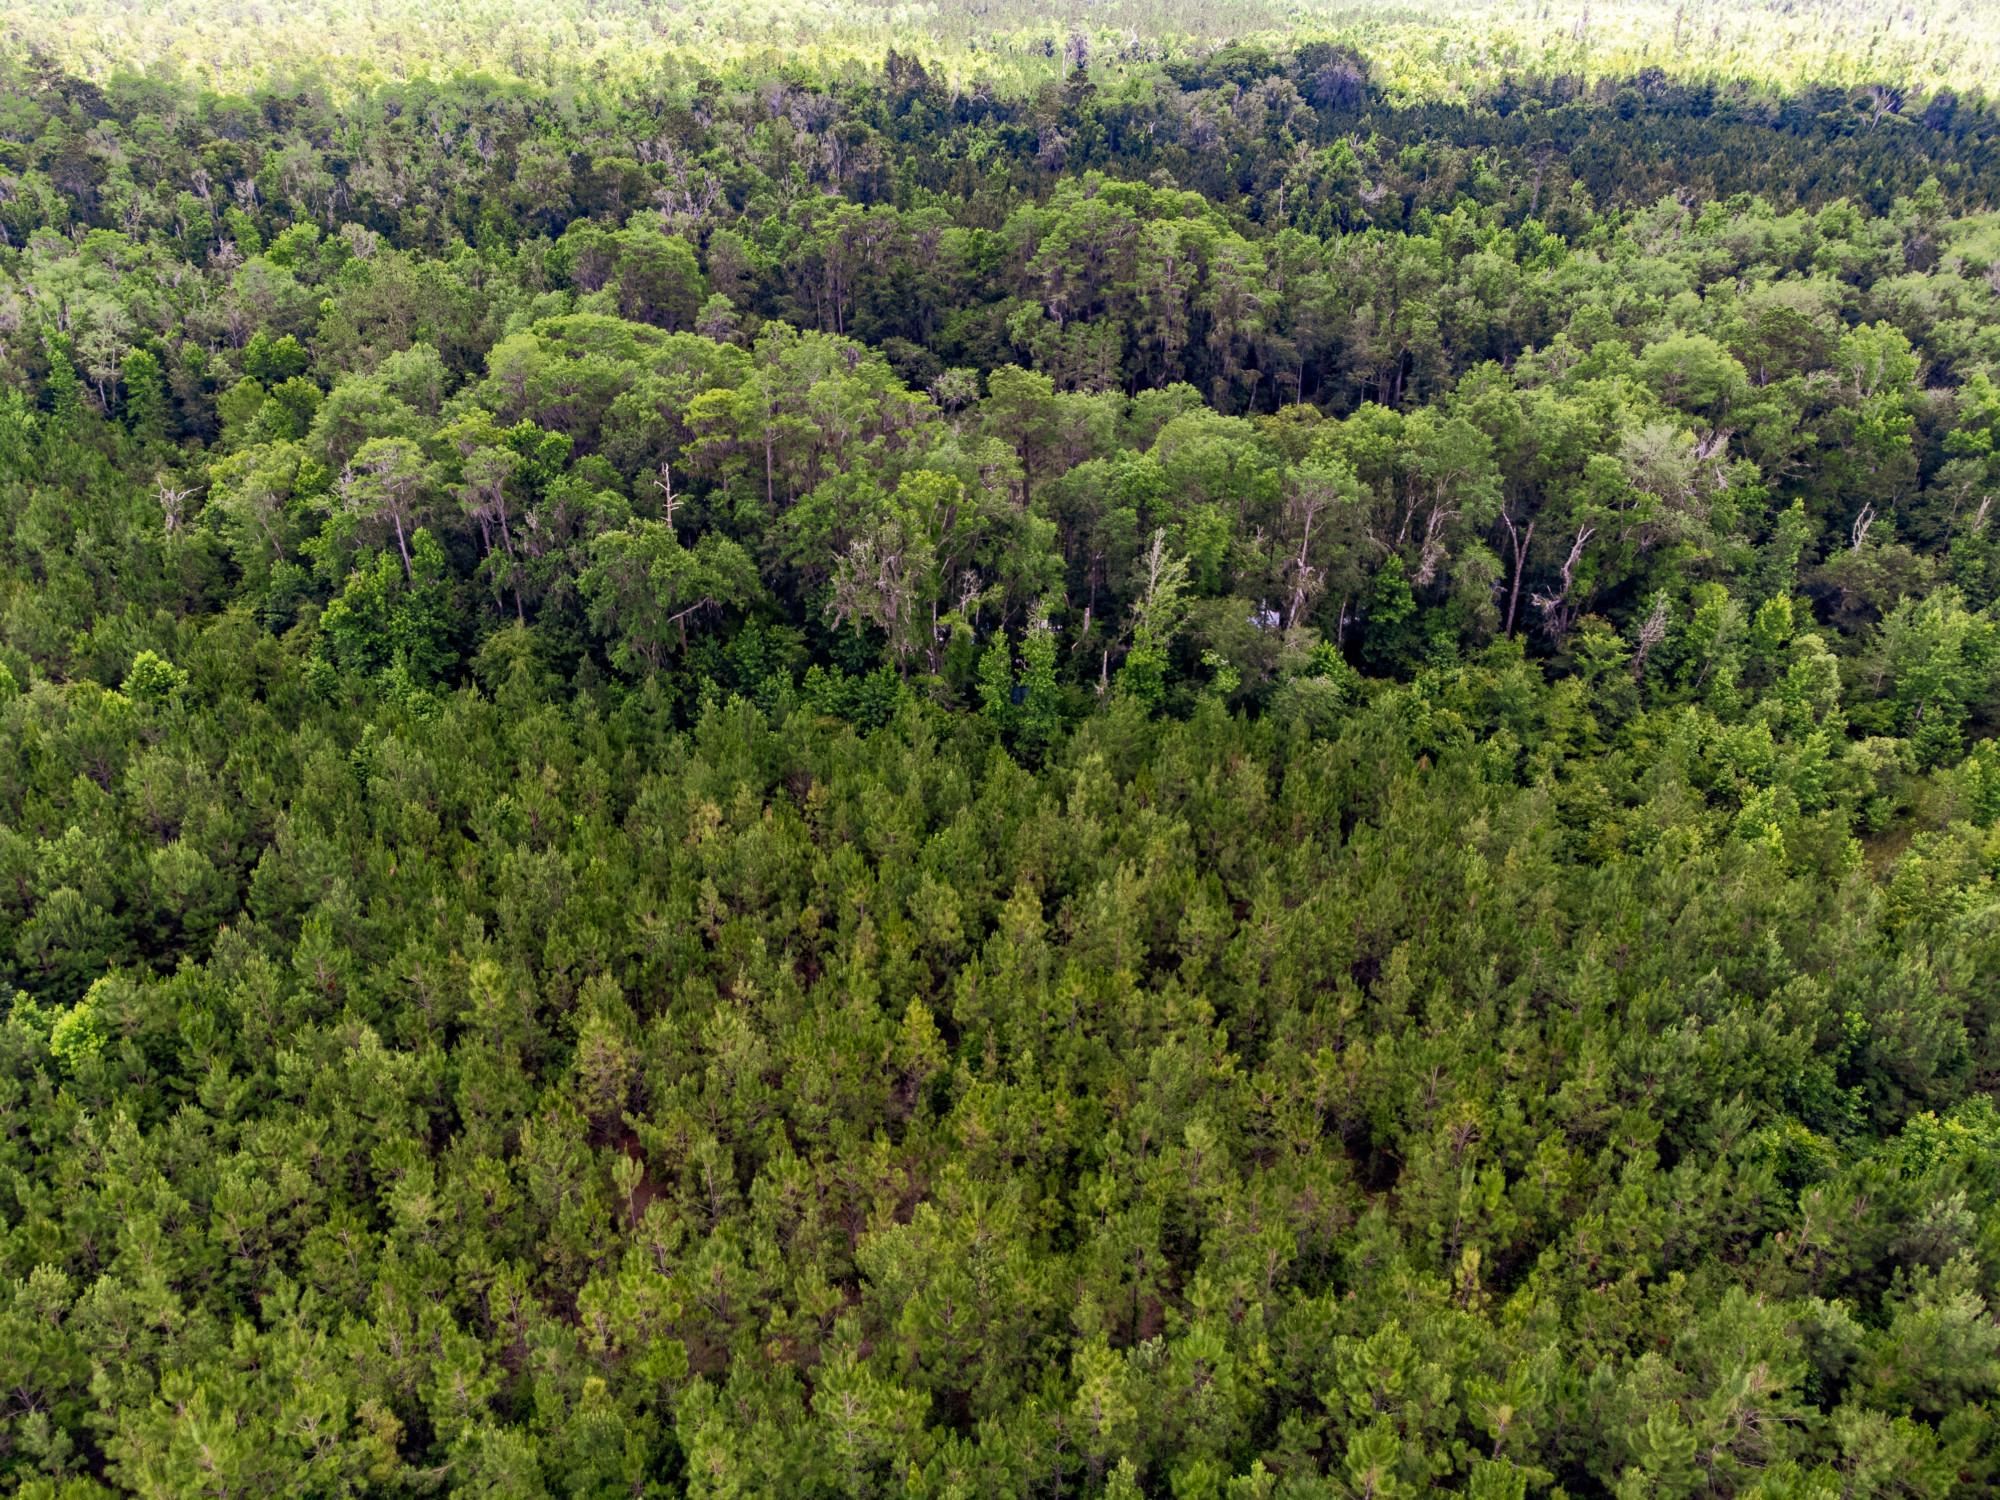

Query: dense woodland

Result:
[8,8,2000,1496]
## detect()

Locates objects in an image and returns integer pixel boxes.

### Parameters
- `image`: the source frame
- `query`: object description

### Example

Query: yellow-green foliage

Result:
[5,0,1996,95]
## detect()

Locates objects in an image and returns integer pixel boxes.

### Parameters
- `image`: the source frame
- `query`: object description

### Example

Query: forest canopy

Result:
[6,1,2000,1496]
[8,0,2000,97]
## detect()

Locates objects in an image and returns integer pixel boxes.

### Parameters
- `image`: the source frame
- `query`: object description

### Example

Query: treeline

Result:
[5,46,1998,254]
[9,0,2000,100]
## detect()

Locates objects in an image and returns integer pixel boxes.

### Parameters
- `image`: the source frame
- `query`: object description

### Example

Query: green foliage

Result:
[119,651,185,704]
[47,987,106,1070]
[0,11,1999,1496]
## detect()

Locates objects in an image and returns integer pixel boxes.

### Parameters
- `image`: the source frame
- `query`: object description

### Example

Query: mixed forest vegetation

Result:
[6,1,2000,1494]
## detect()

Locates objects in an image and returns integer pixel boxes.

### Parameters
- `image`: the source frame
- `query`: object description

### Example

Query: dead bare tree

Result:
[1530,524,1595,640]
[1409,506,1450,588]
[1282,473,1338,628]
[155,477,198,535]
[1631,594,1671,678]
[1498,509,1535,637]
[653,462,680,531]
